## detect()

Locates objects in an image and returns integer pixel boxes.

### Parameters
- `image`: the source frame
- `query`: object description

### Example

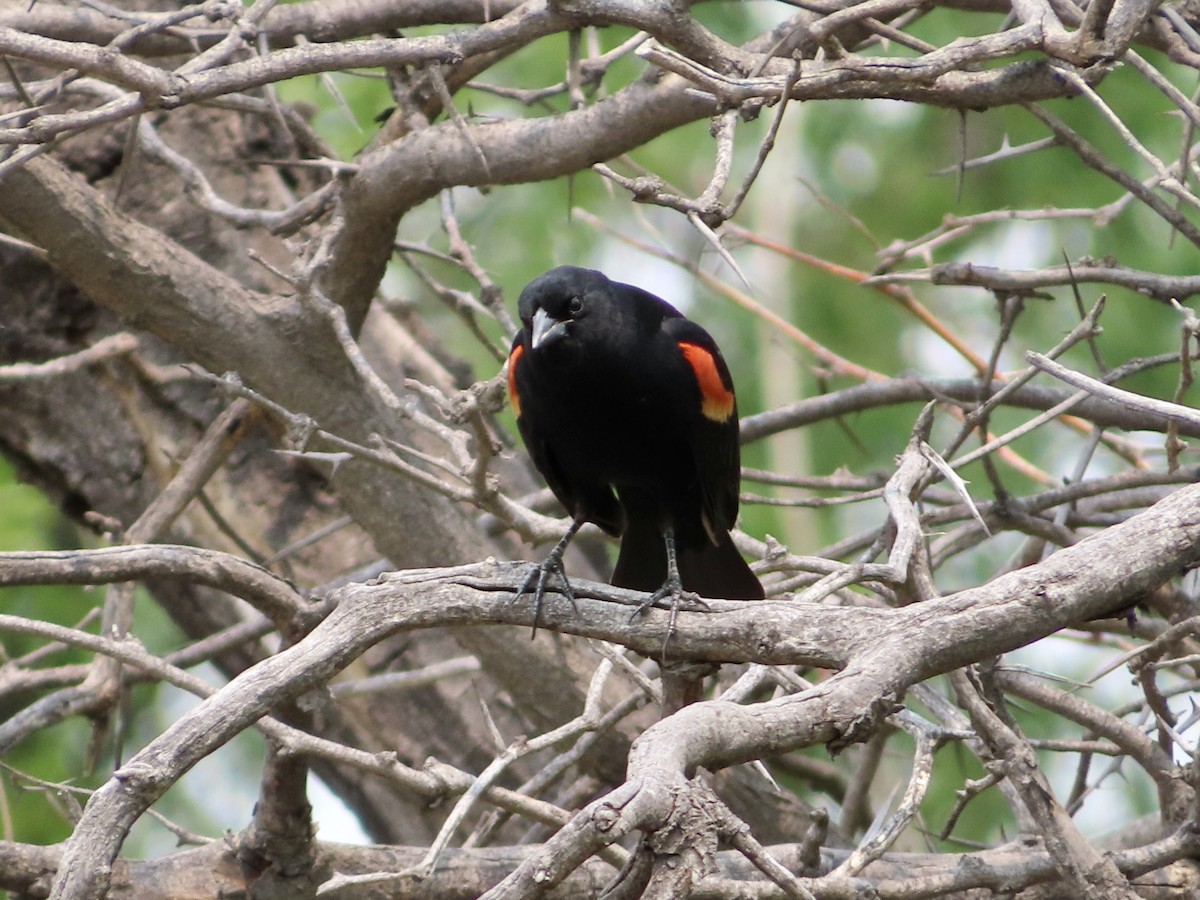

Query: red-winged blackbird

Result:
[507,266,763,627]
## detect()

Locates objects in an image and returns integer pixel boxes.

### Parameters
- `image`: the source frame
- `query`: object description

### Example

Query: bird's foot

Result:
[629,576,708,656]
[513,555,579,638]
[631,577,708,617]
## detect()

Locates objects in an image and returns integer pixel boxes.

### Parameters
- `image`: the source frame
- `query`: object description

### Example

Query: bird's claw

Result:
[513,557,578,638]
[629,582,707,619]
[629,578,708,658]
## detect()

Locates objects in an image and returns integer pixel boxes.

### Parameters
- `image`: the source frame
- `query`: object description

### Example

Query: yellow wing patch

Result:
[678,342,735,422]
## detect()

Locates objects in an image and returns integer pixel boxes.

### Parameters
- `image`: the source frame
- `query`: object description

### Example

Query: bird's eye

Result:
[567,296,584,316]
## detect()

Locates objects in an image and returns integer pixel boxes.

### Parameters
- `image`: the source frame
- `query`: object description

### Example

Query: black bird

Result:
[507,266,763,627]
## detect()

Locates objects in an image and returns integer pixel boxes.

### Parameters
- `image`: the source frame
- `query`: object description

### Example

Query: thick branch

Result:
[0,154,484,568]
[48,482,1200,898]
[489,482,1200,895]
[326,71,717,322]
[9,828,1198,898]
[0,0,526,55]
[0,544,313,631]
[0,143,637,850]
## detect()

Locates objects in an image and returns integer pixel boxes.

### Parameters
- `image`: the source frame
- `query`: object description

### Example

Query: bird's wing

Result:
[661,318,742,539]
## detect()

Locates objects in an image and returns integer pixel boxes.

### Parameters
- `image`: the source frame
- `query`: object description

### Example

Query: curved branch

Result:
[0,150,634,838]
[740,372,1200,443]
[326,70,717,321]
[45,482,1200,898]
[490,482,1200,895]
[0,0,525,55]
[0,544,312,630]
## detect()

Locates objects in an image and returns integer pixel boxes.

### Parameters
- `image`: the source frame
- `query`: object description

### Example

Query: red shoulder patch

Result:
[507,343,525,417]
[678,342,735,422]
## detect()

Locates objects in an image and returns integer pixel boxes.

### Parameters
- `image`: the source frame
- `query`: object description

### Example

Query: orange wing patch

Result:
[507,343,525,417]
[678,342,735,422]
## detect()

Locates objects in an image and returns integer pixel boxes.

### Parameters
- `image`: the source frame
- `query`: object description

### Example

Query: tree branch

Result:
[41,480,1200,898]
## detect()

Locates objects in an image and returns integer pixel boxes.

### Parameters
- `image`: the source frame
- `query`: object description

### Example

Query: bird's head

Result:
[517,266,612,352]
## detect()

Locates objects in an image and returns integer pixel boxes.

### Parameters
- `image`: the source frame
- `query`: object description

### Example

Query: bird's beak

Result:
[531,307,569,350]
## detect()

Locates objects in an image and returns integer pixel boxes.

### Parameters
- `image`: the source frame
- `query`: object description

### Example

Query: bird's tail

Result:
[612,516,763,601]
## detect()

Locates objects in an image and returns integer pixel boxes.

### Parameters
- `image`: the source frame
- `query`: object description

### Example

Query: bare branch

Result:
[1028,351,1200,429]
[0,332,137,380]
[0,544,311,630]
[867,260,1200,302]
